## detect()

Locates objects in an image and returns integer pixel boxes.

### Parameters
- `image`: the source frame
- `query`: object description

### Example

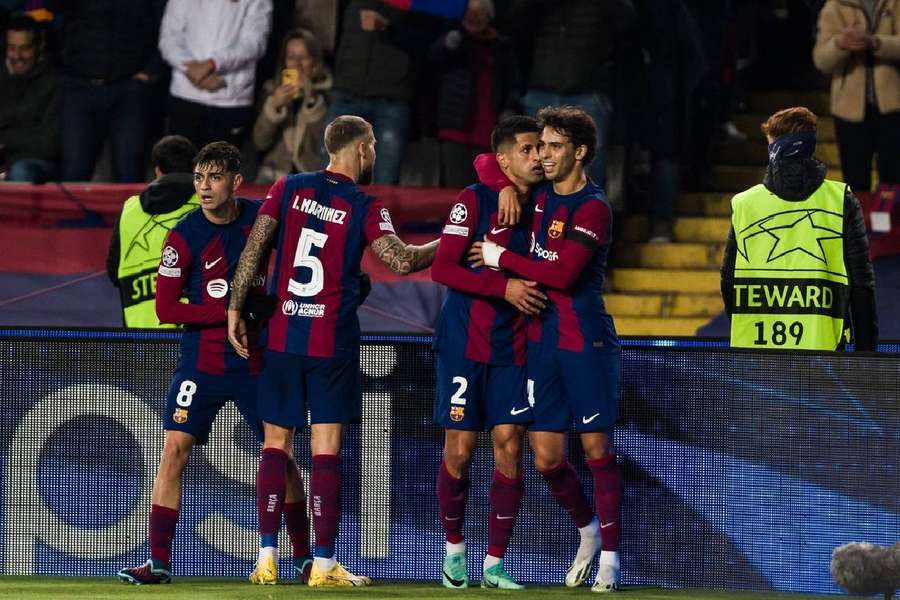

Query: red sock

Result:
[487,469,524,558]
[539,461,594,529]
[310,454,341,557]
[588,454,622,551]
[436,461,469,544]
[283,502,311,559]
[149,504,178,565]
[257,448,289,538]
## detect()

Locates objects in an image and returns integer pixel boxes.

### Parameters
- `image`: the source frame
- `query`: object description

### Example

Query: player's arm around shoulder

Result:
[365,200,438,275]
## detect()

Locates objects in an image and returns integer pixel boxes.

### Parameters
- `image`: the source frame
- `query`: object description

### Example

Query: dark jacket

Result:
[60,0,166,82]
[333,0,437,101]
[427,29,520,132]
[507,0,635,95]
[720,158,879,351]
[0,59,59,163]
[106,173,196,287]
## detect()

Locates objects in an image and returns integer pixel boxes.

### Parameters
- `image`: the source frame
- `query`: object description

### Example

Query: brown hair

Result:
[760,107,817,139]
[278,28,323,73]
[536,105,598,164]
[324,116,372,154]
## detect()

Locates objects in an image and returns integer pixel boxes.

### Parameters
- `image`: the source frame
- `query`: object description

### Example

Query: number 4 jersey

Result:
[260,171,395,358]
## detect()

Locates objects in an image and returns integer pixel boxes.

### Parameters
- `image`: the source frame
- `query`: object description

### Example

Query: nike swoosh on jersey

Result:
[510,407,530,416]
[600,521,616,528]
[497,515,515,520]
[535,206,544,212]
[582,412,601,424]
[490,227,509,235]
[204,257,223,270]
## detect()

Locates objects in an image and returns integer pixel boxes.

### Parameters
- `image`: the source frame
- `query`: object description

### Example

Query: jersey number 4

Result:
[289,228,329,297]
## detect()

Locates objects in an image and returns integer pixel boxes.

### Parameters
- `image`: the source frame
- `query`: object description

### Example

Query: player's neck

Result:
[203,197,239,225]
[553,167,587,196]
[501,167,531,200]
[325,160,358,184]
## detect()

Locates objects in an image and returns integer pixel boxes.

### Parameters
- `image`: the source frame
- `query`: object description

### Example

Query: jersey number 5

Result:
[289,228,329,297]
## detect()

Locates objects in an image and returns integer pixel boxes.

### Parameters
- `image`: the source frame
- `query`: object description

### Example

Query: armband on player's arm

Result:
[432,236,508,298]
[371,234,439,275]
[229,214,277,313]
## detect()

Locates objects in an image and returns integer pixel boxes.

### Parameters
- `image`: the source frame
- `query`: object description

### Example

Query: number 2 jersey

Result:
[156,198,267,375]
[259,171,395,358]
[431,184,531,366]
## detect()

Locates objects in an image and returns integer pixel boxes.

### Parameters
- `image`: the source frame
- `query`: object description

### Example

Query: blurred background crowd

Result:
[0,0,897,244]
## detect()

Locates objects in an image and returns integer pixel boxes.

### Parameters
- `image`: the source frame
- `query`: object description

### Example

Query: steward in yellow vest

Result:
[720,107,878,351]
[106,135,198,327]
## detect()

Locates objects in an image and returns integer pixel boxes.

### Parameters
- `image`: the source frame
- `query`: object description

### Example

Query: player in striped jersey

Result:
[227,116,438,587]
[117,143,311,585]
[472,106,623,592]
[430,116,546,590]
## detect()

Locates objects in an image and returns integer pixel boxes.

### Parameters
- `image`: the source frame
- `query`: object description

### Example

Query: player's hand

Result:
[359,9,389,32]
[496,186,520,227]
[227,309,250,359]
[184,59,215,85]
[505,279,546,315]
[468,241,485,268]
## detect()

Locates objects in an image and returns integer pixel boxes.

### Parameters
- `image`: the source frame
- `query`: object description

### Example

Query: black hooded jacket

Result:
[106,173,196,287]
[720,157,878,351]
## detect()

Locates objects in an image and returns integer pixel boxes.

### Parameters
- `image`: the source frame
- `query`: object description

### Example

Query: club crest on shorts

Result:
[548,220,565,239]
[449,406,465,422]
[173,408,188,424]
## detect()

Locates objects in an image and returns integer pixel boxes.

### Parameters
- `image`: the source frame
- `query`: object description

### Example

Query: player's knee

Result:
[443,447,473,475]
[160,441,191,473]
[533,453,564,473]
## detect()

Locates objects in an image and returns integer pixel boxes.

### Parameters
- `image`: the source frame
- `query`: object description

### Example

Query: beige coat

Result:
[813,0,900,122]
[252,71,332,183]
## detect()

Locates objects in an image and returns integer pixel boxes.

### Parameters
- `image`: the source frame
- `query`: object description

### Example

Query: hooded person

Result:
[719,106,878,351]
[106,135,199,327]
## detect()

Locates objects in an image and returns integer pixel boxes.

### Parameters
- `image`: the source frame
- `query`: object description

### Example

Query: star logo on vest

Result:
[737,208,843,266]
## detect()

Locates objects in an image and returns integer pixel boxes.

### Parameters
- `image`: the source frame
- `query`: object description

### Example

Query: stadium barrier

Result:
[1,328,897,594]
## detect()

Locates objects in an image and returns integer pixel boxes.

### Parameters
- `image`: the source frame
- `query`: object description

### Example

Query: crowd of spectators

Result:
[2,0,893,240]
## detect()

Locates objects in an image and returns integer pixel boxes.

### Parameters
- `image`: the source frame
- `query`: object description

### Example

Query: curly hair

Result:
[192,141,242,174]
[536,105,598,165]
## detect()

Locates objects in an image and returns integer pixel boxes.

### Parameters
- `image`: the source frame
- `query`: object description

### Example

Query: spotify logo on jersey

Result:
[206,279,229,299]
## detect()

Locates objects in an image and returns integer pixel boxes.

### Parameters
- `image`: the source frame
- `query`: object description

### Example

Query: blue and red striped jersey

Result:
[259,171,394,358]
[431,184,530,366]
[497,181,619,352]
[156,198,267,375]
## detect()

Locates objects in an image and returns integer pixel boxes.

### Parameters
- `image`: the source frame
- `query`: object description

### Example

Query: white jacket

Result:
[159,0,272,108]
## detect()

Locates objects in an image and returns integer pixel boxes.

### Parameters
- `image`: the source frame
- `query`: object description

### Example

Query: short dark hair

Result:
[760,106,817,139]
[7,14,39,35]
[491,115,541,152]
[192,141,242,173]
[324,115,372,154]
[151,135,197,174]
[536,105,598,165]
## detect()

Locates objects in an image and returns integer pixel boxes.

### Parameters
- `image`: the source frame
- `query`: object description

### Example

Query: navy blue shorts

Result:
[527,341,620,433]
[257,349,361,429]
[434,351,532,431]
[163,367,263,444]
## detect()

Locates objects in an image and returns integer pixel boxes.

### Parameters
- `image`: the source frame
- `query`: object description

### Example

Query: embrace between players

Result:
[118,107,622,593]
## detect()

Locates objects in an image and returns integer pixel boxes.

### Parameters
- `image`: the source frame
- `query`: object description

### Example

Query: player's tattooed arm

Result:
[371,234,439,275]
[230,215,277,312]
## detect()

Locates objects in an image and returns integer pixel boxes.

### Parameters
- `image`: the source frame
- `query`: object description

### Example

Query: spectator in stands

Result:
[106,135,198,328]
[293,0,340,59]
[253,28,332,184]
[324,0,435,183]
[813,0,900,193]
[58,1,166,183]
[0,15,58,183]
[428,0,520,188]
[720,107,877,351]
[507,0,635,189]
[159,0,272,150]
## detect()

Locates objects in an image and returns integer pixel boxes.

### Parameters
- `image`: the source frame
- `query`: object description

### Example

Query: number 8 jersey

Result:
[260,171,395,358]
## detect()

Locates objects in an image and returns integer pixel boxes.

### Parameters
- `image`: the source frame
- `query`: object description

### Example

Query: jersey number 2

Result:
[289,228,329,297]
